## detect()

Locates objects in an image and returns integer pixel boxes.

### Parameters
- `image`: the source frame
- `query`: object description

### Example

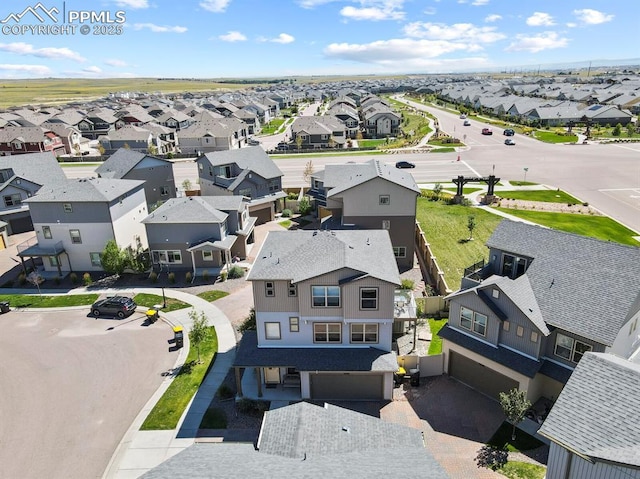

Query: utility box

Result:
[173,325,184,348]
[0,301,9,313]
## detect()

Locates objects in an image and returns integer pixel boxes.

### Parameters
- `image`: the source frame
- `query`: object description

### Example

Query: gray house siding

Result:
[546,443,640,479]
[29,201,112,224]
[448,296,500,345]
[123,162,176,207]
[542,330,606,369]
[145,222,225,247]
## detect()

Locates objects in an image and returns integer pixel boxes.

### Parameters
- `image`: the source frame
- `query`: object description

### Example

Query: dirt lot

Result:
[0,308,177,479]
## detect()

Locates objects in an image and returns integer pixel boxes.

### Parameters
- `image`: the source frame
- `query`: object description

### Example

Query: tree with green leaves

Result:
[612,123,622,137]
[499,388,531,441]
[298,196,312,216]
[432,182,443,201]
[101,239,127,275]
[295,134,304,151]
[467,215,476,241]
[188,309,209,363]
[182,178,192,191]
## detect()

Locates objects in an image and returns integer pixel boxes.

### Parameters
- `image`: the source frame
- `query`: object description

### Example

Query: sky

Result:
[0,0,637,79]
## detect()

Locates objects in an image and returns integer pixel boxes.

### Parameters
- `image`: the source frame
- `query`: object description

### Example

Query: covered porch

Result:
[16,238,69,277]
[187,235,237,281]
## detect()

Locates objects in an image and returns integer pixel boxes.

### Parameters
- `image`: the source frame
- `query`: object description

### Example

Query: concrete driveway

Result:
[0,308,177,479]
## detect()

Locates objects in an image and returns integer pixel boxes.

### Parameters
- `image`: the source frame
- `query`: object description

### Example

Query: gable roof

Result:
[0,152,67,186]
[486,220,640,345]
[320,159,420,197]
[142,196,247,224]
[247,229,400,286]
[538,353,640,467]
[96,148,170,179]
[25,177,144,203]
[198,146,283,181]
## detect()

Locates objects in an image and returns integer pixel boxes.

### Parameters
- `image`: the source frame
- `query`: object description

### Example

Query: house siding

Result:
[29,202,112,224]
[110,197,149,250]
[339,178,417,217]
[448,296,500,345]
[252,280,300,313]
[546,444,640,479]
[124,160,176,207]
[342,276,395,321]
[542,330,606,369]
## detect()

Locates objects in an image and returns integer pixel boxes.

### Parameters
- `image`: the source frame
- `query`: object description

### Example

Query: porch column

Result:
[56,254,62,277]
[256,368,263,398]
[234,367,243,397]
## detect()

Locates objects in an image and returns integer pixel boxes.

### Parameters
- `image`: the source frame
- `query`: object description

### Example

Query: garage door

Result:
[249,204,273,225]
[310,373,383,400]
[8,216,33,235]
[449,351,518,400]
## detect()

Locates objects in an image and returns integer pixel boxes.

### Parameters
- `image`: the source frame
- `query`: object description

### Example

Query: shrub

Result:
[475,445,508,471]
[400,278,415,290]
[53,276,61,286]
[227,265,244,279]
[216,383,234,399]
[18,273,27,286]
[238,307,256,333]
[185,271,192,283]
[236,398,270,414]
[149,271,158,283]
[281,208,292,218]
[219,271,227,282]
[168,272,175,284]
[287,192,298,200]
[70,272,78,284]
[202,270,210,281]
[82,272,92,285]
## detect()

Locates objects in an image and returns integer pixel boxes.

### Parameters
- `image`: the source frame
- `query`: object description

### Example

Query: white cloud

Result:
[0,42,86,61]
[485,14,501,23]
[566,22,577,28]
[573,9,614,25]
[105,59,128,67]
[325,38,472,63]
[219,31,247,42]
[403,22,505,43]
[472,0,489,5]
[505,31,568,53]
[199,0,231,13]
[423,7,436,15]
[112,0,149,8]
[82,66,102,73]
[271,33,295,44]
[340,5,404,21]
[132,23,187,33]
[297,0,339,7]
[0,64,52,76]
[526,12,555,27]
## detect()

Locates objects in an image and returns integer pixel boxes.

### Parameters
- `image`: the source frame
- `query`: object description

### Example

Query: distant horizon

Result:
[0,1,636,79]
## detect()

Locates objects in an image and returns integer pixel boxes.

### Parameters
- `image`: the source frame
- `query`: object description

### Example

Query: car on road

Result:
[91,296,137,319]
[463,120,471,126]
[275,142,290,151]
[481,128,493,135]
[504,138,516,146]
[503,129,515,136]
[395,161,415,169]
[247,138,260,146]
[459,114,467,119]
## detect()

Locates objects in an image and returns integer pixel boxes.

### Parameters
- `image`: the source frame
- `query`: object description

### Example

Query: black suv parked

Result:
[91,296,137,319]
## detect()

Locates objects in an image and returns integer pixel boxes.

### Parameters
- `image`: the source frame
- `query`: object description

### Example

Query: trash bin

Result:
[146,309,158,324]
[0,301,9,313]
[409,369,420,387]
[173,326,184,348]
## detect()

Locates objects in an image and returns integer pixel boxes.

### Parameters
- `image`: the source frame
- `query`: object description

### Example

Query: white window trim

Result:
[289,317,299,332]
[554,333,592,363]
[459,306,487,336]
[202,250,213,261]
[313,322,342,343]
[350,323,379,344]
[264,322,281,340]
[69,229,82,244]
[311,285,340,308]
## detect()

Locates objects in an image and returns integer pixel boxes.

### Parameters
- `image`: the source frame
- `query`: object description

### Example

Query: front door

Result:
[264,367,281,384]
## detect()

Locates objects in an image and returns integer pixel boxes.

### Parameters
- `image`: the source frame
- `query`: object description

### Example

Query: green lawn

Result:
[428,318,447,355]
[358,139,387,148]
[443,187,483,194]
[141,326,218,430]
[499,461,546,479]
[196,290,229,302]
[430,147,456,153]
[494,209,640,246]
[132,293,191,312]
[278,219,292,229]
[0,293,98,308]
[488,422,544,452]
[496,190,581,204]
[261,118,286,135]
[533,130,578,143]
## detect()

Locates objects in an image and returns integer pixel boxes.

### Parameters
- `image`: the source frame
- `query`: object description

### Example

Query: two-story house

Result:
[289,117,347,149]
[77,108,118,140]
[0,126,66,156]
[95,148,176,209]
[309,159,420,271]
[0,152,67,234]
[360,100,401,138]
[196,146,286,224]
[142,196,256,278]
[98,125,159,154]
[233,229,401,401]
[439,220,640,403]
[19,178,148,276]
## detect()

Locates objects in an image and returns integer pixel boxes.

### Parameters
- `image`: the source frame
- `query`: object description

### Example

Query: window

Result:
[382,220,390,230]
[63,203,73,213]
[265,281,275,297]
[314,323,341,343]
[360,288,378,310]
[502,254,528,278]
[288,282,297,297]
[312,286,340,307]
[69,229,82,244]
[350,323,378,343]
[3,194,21,207]
[160,186,170,196]
[530,331,539,343]
[459,307,487,336]
[48,256,58,267]
[202,250,213,261]
[554,333,592,363]
[492,289,499,299]
[42,226,52,239]
[393,246,406,258]
[264,322,281,340]
[239,188,252,198]
[289,317,299,332]
[379,195,390,205]
[90,252,102,267]
[516,326,524,337]
[152,250,182,264]
[503,321,510,332]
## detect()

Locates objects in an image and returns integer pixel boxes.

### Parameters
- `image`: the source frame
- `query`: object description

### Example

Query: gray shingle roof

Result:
[321,159,420,197]
[25,177,144,203]
[95,148,148,178]
[538,353,640,467]
[142,196,245,224]
[247,229,400,286]
[0,152,67,186]
[199,146,283,181]
[486,220,640,345]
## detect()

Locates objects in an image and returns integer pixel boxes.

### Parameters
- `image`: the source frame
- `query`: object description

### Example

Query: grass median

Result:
[0,293,99,308]
[141,325,218,430]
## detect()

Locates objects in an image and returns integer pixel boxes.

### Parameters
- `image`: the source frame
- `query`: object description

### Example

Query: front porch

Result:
[237,367,302,401]
[16,238,69,277]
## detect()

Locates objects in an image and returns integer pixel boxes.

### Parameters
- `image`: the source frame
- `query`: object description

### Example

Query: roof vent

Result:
[342,426,350,433]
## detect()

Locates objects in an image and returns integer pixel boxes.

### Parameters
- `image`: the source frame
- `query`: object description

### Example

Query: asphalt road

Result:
[0,309,176,479]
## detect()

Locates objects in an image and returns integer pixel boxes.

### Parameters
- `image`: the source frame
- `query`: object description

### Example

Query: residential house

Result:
[140,401,447,478]
[77,108,118,140]
[538,353,640,479]
[0,152,67,234]
[99,125,158,154]
[361,101,401,138]
[309,159,420,271]
[177,118,248,154]
[233,229,401,401]
[289,116,347,149]
[41,122,83,156]
[95,148,176,208]
[326,102,360,139]
[439,220,640,403]
[154,109,193,131]
[196,146,285,224]
[114,105,155,127]
[142,195,256,278]
[19,178,148,275]
[0,126,66,156]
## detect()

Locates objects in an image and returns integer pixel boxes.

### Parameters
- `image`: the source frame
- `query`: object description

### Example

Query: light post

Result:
[523,167,529,183]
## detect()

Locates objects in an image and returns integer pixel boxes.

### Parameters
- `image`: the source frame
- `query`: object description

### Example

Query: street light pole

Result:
[523,167,529,183]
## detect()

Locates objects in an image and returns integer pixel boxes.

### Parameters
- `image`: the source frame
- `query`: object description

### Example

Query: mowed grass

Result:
[358,139,387,147]
[0,293,99,308]
[499,462,547,479]
[141,326,218,430]
[428,318,447,355]
[497,190,581,204]
[132,293,190,312]
[196,290,229,302]
[533,130,578,143]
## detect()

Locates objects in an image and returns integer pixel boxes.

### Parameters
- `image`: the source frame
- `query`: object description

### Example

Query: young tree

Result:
[612,123,622,137]
[499,388,531,441]
[298,196,312,216]
[100,240,127,275]
[182,178,192,191]
[432,182,443,201]
[26,271,44,296]
[295,134,304,151]
[97,143,106,156]
[147,144,158,155]
[467,215,476,240]
[188,309,209,363]
[302,160,314,184]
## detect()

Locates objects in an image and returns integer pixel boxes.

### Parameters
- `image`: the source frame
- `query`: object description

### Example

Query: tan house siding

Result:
[339,177,417,217]
[342,276,395,320]
[252,280,300,312]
